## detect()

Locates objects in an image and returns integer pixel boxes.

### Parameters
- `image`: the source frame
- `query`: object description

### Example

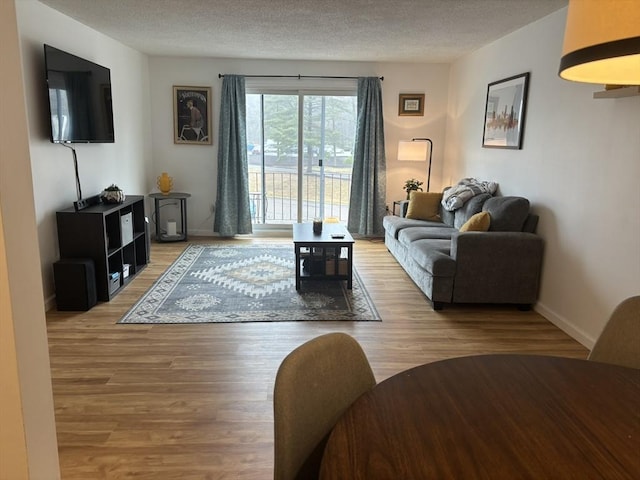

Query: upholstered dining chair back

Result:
[588,295,640,369]
[273,332,376,480]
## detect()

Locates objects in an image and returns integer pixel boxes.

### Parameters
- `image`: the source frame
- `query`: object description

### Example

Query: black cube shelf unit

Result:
[56,195,148,301]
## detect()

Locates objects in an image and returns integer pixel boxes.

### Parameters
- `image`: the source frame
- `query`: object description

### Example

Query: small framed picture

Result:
[173,86,212,145]
[482,73,530,149]
[399,93,425,116]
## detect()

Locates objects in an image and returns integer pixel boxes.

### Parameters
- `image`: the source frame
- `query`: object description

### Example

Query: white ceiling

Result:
[38,0,568,63]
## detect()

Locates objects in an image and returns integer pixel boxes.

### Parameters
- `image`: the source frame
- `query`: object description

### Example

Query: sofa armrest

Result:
[450,231,544,304]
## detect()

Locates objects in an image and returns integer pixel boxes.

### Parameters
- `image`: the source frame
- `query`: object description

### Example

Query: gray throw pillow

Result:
[482,196,530,232]
[453,193,492,229]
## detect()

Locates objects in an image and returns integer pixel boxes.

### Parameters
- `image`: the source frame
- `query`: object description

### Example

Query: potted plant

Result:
[403,178,424,200]
[101,184,125,204]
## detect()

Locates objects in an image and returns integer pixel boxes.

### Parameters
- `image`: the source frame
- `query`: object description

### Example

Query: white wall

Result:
[148,58,449,234]
[1,0,60,477]
[16,0,452,299]
[445,9,640,346]
[17,0,152,304]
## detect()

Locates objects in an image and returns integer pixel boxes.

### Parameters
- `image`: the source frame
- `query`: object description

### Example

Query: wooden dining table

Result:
[320,354,640,479]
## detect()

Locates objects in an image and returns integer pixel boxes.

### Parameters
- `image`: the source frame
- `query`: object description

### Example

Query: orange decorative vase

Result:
[157,172,173,195]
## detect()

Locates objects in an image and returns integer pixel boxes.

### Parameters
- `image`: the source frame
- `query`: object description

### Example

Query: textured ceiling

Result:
[38,0,568,62]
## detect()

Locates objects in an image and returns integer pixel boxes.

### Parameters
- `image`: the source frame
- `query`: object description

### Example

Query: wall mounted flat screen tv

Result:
[44,44,115,143]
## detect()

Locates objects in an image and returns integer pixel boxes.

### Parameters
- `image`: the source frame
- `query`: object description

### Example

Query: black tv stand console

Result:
[56,195,149,301]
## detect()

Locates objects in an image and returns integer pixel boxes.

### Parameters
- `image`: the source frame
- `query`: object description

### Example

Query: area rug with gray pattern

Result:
[118,244,380,323]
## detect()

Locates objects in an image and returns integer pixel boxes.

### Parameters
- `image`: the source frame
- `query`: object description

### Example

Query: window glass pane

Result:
[301,95,356,221]
[246,91,355,225]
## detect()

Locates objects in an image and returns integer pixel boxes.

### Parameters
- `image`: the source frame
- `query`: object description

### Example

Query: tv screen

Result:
[44,44,115,143]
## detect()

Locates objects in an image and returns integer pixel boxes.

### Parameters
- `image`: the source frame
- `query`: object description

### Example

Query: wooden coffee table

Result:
[292,223,354,290]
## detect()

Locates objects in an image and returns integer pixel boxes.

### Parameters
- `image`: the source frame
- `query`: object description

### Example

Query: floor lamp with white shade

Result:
[397,138,433,192]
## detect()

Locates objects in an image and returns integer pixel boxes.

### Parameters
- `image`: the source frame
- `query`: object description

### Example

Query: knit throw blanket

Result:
[442,178,498,211]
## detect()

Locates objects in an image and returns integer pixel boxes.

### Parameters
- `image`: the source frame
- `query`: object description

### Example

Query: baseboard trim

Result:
[44,294,56,312]
[535,302,594,349]
[189,228,292,238]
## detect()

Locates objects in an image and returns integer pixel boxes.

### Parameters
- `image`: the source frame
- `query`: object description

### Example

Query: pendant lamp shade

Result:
[559,0,640,85]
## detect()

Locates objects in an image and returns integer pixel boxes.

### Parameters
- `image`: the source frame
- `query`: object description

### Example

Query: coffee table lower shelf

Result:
[293,223,354,291]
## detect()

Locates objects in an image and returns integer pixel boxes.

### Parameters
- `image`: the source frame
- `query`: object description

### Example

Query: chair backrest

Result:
[273,332,376,480]
[588,296,640,369]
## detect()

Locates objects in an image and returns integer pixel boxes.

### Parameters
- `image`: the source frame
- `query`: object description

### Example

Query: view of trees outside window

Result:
[246,93,356,224]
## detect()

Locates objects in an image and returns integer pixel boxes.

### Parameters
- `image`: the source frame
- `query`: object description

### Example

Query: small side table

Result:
[392,200,409,217]
[149,192,191,242]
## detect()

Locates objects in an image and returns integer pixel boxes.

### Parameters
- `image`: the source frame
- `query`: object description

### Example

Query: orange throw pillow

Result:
[459,211,491,232]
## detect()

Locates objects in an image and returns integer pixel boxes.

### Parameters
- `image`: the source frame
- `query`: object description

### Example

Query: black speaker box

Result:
[54,258,97,311]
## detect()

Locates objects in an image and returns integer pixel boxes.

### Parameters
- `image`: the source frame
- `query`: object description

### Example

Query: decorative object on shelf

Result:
[166,220,178,237]
[482,72,530,150]
[173,86,212,144]
[101,184,125,204]
[157,172,173,195]
[403,178,424,200]
[398,138,434,192]
[559,0,640,86]
[398,93,425,116]
[313,218,323,234]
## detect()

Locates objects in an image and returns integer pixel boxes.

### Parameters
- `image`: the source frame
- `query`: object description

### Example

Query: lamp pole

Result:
[412,138,433,192]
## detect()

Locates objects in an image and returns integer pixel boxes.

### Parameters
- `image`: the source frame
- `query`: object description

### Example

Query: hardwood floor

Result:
[46,237,588,479]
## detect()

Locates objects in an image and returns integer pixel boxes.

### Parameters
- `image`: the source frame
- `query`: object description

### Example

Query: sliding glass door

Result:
[246,91,356,225]
[301,95,356,222]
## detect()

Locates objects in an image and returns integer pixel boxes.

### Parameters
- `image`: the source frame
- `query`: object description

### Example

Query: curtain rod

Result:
[218,74,383,80]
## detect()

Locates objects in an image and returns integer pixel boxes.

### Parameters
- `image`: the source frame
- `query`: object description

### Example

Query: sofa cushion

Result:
[406,192,442,221]
[440,205,455,227]
[522,214,539,233]
[439,188,455,227]
[459,211,491,232]
[482,196,530,232]
[408,239,456,276]
[383,215,444,239]
[453,193,492,229]
[398,226,456,246]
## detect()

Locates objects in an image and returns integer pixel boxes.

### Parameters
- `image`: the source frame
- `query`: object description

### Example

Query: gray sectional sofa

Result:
[383,192,543,310]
